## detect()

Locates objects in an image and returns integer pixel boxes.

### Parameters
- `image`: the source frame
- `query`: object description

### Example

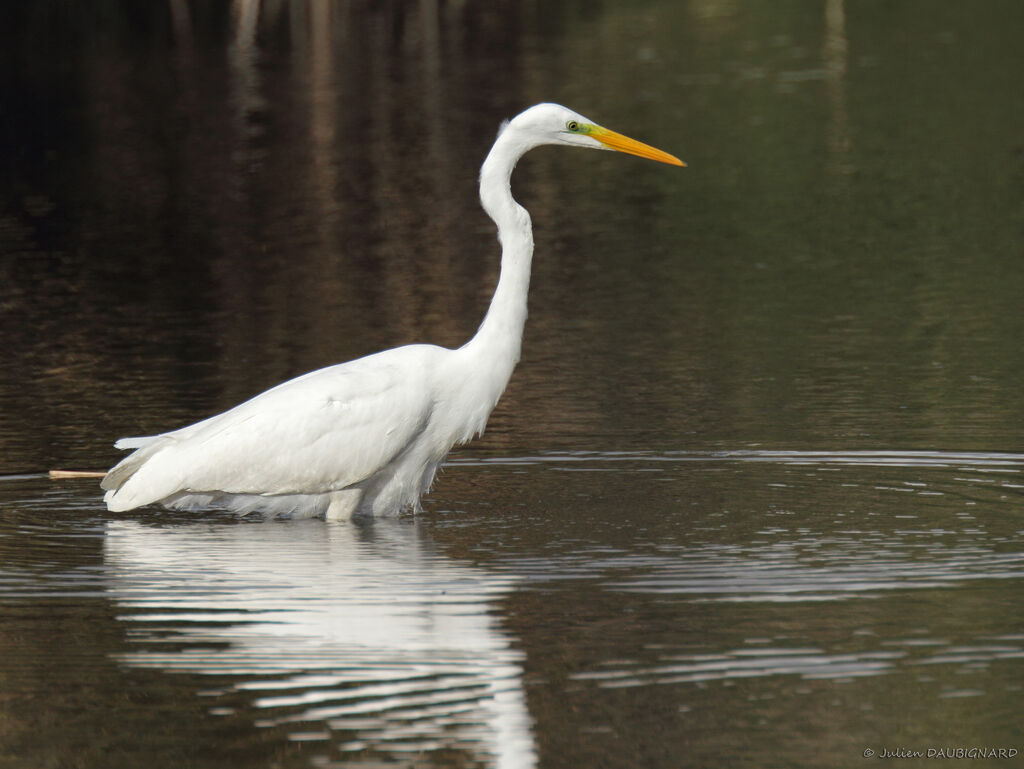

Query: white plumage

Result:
[102,103,683,519]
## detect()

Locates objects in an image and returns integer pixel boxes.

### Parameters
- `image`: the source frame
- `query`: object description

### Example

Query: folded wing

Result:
[102,347,439,512]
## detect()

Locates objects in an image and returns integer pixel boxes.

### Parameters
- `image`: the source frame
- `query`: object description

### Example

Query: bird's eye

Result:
[566,121,580,132]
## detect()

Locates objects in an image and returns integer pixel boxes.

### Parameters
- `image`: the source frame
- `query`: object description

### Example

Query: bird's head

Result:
[502,103,685,167]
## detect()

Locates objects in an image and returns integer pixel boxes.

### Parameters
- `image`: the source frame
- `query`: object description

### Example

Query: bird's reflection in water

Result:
[104,518,536,769]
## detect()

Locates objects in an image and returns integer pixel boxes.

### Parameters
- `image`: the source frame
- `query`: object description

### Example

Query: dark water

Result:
[2,1,1023,767]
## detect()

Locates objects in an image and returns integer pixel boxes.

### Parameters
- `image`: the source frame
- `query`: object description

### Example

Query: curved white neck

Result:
[462,128,535,377]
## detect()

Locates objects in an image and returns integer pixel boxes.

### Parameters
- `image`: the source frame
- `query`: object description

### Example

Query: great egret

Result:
[102,103,684,519]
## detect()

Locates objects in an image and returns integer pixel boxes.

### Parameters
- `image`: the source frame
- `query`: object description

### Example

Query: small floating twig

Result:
[49,469,107,479]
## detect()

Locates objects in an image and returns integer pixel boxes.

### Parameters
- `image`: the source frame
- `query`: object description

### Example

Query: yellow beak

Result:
[591,125,686,167]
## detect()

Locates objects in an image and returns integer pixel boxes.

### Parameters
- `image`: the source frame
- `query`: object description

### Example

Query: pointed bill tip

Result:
[592,126,685,167]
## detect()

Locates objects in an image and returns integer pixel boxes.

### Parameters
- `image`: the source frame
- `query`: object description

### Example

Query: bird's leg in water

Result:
[325,489,362,521]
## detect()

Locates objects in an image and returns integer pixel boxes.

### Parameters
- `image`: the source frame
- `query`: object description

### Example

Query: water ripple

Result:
[570,640,1024,690]
[602,544,1024,602]
[447,449,1024,472]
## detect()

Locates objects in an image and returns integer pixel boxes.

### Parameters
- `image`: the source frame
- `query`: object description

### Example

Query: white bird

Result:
[102,103,684,520]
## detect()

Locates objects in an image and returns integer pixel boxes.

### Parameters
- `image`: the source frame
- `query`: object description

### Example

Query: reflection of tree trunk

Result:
[211,0,268,407]
[231,0,261,111]
[306,0,342,329]
[824,0,851,171]
[168,0,193,56]
[418,0,462,343]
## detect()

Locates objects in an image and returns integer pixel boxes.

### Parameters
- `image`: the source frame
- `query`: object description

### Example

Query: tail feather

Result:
[101,437,170,493]
[115,436,158,450]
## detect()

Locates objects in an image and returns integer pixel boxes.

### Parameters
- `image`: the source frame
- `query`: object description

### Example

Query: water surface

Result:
[2,1,1023,768]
